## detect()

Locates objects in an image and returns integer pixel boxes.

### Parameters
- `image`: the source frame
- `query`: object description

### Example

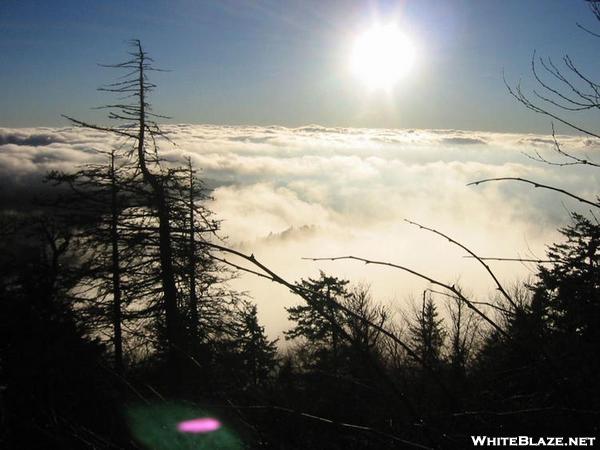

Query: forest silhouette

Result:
[2,6,600,450]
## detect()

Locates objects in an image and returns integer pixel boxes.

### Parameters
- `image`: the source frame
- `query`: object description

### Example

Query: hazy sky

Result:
[2,0,600,132]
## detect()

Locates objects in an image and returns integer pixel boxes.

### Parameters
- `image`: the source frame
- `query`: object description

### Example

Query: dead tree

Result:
[63,40,185,373]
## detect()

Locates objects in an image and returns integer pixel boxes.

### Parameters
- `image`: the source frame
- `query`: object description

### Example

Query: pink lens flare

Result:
[177,417,221,434]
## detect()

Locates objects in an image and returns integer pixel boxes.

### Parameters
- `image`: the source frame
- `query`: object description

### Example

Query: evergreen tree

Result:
[45,149,142,374]
[285,272,350,365]
[533,213,600,341]
[236,302,278,387]
[408,291,446,369]
[529,213,600,407]
[0,214,125,448]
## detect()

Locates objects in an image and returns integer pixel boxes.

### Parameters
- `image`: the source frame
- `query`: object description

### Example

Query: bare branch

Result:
[468,177,600,209]
[463,256,557,264]
[62,115,137,139]
[223,404,434,450]
[425,288,512,316]
[302,255,510,340]
[404,219,517,310]
[525,123,600,168]
[503,71,600,139]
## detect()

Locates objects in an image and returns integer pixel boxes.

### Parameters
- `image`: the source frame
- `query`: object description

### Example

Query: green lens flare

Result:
[127,403,242,450]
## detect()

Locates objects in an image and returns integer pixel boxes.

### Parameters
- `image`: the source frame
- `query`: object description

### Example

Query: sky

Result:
[2,0,600,132]
[2,1,600,338]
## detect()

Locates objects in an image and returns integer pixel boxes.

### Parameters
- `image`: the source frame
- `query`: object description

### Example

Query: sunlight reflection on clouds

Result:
[1,125,597,339]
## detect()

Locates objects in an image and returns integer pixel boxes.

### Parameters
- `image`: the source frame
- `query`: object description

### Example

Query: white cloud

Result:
[2,124,598,338]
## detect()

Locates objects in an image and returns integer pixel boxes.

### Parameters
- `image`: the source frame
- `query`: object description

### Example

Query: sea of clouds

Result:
[2,124,599,338]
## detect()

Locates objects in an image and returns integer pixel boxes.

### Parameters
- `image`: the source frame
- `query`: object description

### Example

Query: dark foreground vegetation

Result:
[2,6,600,449]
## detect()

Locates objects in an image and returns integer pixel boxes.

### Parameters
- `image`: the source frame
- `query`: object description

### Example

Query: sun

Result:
[351,24,416,90]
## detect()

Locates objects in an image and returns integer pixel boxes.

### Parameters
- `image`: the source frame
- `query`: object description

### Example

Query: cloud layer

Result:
[2,124,599,337]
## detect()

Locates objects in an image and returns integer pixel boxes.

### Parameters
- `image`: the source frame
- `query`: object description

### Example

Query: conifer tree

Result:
[409,291,446,369]
[60,40,222,379]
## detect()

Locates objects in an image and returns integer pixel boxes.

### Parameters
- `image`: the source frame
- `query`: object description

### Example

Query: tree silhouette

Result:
[45,148,140,373]
[408,291,446,370]
[62,40,186,374]
[530,213,600,407]
[534,213,600,339]
[286,272,349,357]
[445,287,480,379]
[0,214,127,448]
[235,302,278,387]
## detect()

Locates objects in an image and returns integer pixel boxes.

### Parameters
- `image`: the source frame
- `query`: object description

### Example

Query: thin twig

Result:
[468,177,600,209]
[303,255,510,340]
[218,404,433,449]
[404,219,517,310]
[463,256,557,264]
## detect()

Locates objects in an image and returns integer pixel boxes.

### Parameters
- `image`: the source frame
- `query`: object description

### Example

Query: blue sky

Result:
[2,0,600,132]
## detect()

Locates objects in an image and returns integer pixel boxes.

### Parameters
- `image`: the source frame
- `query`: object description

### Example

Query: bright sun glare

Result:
[351,24,416,89]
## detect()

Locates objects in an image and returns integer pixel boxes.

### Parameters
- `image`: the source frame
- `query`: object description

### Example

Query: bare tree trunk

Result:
[187,158,199,339]
[109,150,124,375]
[134,42,182,372]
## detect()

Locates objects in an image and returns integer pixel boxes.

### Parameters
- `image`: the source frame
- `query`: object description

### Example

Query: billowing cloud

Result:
[0,131,65,147]
[440,137,487,145]
[2,125,599,338]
